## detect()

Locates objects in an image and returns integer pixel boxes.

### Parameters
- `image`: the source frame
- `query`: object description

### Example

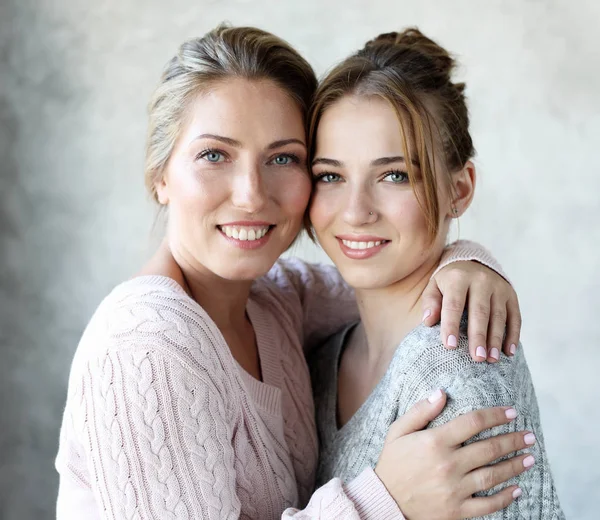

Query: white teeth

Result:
[221,226,270,241]
[341,239,384,250]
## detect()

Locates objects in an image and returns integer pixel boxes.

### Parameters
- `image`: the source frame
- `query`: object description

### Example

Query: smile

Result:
[219,225,271,241]
[336,235,390,259]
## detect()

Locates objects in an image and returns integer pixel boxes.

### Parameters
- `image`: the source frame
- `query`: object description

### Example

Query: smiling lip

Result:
[217,221,275,250]
[336,235,390,260]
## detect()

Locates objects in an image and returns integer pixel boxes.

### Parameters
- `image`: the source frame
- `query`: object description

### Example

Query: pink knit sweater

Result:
[55,241,503,519]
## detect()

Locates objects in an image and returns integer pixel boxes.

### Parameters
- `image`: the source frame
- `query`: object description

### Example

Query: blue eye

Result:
[198,149,225,163]
[383,170,408,183]
[271,154,299,166]
[316,173,341,183]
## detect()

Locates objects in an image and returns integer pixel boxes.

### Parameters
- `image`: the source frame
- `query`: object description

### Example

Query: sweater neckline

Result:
[328,320,428,437]
[116,274,283,416]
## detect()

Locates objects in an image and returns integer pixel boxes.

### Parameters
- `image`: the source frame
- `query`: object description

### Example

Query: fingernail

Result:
[505,408,517,419]
[490,347,500,360]
[476,346,487,359]
[422,309,431,322]
[524,433,536,445]
[428,389,443,403]
[512,487,522,499]
[510,343,517,355]
[523,455,535,468]
[447,335,457,348]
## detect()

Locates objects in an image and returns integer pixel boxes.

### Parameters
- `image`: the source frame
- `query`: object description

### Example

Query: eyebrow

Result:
[312,155,419,167]
[192,134,305,149]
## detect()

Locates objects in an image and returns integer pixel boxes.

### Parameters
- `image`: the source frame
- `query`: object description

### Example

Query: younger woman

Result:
[308,29,565,519]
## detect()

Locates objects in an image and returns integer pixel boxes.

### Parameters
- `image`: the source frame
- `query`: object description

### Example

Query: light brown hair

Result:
[145,24,318,201]
[308,28,474,241]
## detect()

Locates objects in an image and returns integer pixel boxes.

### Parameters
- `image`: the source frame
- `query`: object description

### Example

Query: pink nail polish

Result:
[512,488,522,499]
[524,433,536,445]
[428,389,443,403]
[422,309,432,322]
[505,408,517,419]
[490,347,500,360]
[510,344,517,355]
[523,455,535,468]
[447,335,457,348]
[476,346,487,358]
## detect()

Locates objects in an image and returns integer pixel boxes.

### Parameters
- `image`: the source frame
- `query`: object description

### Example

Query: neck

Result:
[354,253,443,358]
[152,239,253,332]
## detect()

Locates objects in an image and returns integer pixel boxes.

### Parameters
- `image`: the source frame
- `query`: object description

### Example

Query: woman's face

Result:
[157,78,311,281]
[309,95,452,290]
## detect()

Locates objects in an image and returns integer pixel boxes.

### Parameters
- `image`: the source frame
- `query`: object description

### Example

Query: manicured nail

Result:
[512,487,522,499]
[447,335,457,348]
[490,347,500,360]
[422,309,431,322]
[523,455,535,468]
[510,344,517,355]
[505,408,517,419]
[476,346,487,359]
[428,389,443,403]
[524,433,536,445]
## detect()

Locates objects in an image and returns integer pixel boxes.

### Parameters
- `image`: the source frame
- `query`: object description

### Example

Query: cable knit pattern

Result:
[310,317,565,519]
[55,241,501,519]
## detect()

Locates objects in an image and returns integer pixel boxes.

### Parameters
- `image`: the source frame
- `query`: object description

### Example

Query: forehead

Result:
[181,78,305,143]
[316,95,408,156]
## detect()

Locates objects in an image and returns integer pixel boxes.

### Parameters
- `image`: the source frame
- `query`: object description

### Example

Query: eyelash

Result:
[313,169,409,183]
[382,169,409,183]
[194,149,301,165]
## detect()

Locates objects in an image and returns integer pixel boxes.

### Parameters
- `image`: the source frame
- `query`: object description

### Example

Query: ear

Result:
[448,160,476,218]
[155,174,169,205]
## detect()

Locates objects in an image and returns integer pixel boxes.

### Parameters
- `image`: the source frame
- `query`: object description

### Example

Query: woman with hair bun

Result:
[56,24,530,519]
[307,28,565,519]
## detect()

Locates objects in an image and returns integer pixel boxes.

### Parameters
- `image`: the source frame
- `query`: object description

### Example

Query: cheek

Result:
[277,173,312,216]
[309,187,339,232]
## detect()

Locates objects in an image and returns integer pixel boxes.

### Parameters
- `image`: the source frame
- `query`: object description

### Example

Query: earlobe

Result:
[155,178,169,205]
[450,161,476,218]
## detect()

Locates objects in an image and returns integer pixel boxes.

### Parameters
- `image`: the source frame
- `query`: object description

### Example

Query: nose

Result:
[343,185,378,226]
[231,162,268,213]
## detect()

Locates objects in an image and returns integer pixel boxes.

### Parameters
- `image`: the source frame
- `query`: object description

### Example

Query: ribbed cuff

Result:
[432,239,510,284]
[344,468,405,519]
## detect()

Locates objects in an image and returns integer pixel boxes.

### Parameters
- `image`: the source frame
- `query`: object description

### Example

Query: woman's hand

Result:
[375,390,534,520]
[422,261,521,362]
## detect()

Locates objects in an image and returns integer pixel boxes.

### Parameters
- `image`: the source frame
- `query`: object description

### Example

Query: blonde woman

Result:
[57,25,525,519]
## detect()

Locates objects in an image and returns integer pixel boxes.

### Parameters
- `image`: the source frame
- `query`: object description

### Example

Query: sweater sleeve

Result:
[269,240,508,354]
[57,347,242,520]
[282,468,404,519]
[423,343,565,519]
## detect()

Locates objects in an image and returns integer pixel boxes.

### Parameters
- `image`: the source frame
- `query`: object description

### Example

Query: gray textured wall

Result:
[0,0,598,518]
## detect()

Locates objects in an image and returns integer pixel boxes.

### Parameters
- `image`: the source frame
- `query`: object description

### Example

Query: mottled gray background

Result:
[0,0,598,518]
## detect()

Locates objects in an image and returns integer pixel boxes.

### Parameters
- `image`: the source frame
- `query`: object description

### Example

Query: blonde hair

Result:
[308,28,474,241]
[145,24,318,201]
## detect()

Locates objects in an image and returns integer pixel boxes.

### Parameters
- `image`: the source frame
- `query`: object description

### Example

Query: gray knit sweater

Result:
[309,318,565,519]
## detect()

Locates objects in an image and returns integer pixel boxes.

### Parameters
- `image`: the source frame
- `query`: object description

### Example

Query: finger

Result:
[466,286,492,362]
[503,294,522,356]
[458,431,536,472]
[460,485,522,519]
[466,453,535,495]
[439,280,468,350]
[387,389,447,439]
[485,294,507,363]
[421,278,443,327]
[439,406,518,446]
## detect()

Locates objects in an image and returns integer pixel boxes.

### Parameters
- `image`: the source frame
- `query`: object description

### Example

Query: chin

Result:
[336,267,394,291]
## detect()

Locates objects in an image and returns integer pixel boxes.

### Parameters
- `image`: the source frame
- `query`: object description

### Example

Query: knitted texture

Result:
[310,318,565,519]
[55,241,497,519]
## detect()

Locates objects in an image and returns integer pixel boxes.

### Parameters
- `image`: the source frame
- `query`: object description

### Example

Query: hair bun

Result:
[363,27,455,79]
